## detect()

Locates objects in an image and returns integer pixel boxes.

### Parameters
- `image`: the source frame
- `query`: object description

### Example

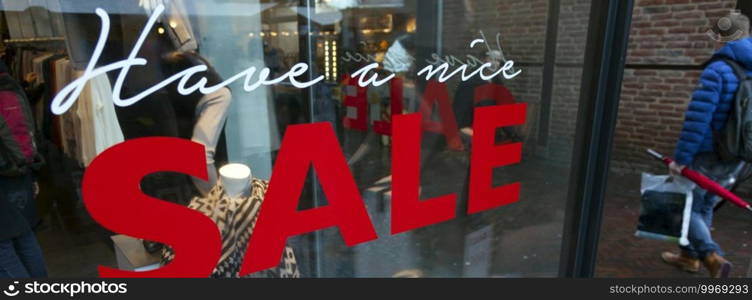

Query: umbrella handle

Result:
[646,149,752,212]
[646,149,677,166]
[646,149,664,160]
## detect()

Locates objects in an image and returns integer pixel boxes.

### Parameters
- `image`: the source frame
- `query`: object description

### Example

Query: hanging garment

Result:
[53,58,76,159]
[41,56,66,150]
[45,0,66,37]
[28,53,53,125]
[31,53,54,86]
[29,0,53,37]
[89,73,124,163]
[21,50,35,79]
[72,70,93,165]
[161,179,301,278]
[72,71,124,166]
[15,2,37,38]
[3,8,24,39]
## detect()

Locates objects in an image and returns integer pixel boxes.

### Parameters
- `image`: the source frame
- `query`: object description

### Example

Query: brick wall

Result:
[440,0,591,163]
[611,0,738,180]
[438,0,740,177]
[441,0,547,155]
[441,0,548,62]
[548,0,591,164]
[627,0,732,65]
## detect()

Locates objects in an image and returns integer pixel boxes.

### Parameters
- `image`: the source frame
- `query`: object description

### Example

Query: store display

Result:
[161,172,300,278]
[113,10,232,198]
[219,163,252,199]
[5,47,125,167]
[0,0,662,280]
[162,51,232,196]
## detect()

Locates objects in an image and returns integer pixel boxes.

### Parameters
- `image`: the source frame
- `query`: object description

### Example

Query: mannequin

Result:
[104,7,232,253]
[162,51,232,196]
[219,163,252,199]
[113,12,232,201]
[161,162,301,278]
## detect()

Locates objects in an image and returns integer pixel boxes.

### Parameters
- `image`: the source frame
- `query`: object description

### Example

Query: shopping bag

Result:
[635,173,695,246]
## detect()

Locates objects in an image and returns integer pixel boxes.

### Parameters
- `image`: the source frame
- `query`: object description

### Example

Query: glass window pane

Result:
[0,0,598,278]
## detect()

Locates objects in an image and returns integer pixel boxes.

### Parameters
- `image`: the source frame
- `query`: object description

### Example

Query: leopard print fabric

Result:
[161,179,301,278]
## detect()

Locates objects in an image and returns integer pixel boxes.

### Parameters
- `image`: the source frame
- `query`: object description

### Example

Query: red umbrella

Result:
[646,149,752,213]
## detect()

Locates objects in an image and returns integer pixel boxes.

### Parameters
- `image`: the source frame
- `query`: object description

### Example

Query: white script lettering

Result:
[51,5,324,115]
[50,5,522,115]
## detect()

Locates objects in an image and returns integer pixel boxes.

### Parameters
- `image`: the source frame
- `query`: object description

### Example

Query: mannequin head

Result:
[219,163,252,198]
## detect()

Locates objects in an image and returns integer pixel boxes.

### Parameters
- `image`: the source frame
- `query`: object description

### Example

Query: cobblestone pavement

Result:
[597,173,752,278]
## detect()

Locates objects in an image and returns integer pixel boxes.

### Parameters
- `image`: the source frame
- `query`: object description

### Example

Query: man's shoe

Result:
[703,252,732,278]
[661,251,700,273]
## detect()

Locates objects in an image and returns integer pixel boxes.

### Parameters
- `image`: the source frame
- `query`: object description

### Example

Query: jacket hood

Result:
[714,37,752,70]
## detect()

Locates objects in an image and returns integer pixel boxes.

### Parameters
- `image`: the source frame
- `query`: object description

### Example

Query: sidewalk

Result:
[597,173,752,278]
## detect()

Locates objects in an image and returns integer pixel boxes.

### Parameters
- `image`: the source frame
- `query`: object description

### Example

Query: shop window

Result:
[0,0,599,278]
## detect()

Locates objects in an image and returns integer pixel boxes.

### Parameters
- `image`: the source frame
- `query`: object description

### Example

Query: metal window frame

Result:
[738,1,752,17]
[558,0,634,278]
[536,0,560,150]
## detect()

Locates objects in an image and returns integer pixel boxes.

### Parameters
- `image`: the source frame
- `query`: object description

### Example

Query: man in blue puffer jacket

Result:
[661,17,752,278]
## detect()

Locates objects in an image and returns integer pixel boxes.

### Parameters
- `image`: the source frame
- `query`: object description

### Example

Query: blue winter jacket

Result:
[674,37,752,166]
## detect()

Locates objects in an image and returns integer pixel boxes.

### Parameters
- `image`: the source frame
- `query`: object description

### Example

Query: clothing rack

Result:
[3,37,65,44]
[2,37,67,56]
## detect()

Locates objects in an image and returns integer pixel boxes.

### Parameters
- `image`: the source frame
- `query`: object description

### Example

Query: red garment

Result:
[0,91,34,162]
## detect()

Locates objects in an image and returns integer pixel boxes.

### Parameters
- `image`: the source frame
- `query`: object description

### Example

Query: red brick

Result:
[638,0,666,5]
[671,4,698,12]
[668,27,696,34]
[654,20,680,27]
[698,3,726,10]
[673,11,705,19]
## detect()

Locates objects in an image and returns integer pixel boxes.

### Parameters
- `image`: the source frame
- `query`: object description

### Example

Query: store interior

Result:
[5,0,742,278]
[0,0,594,278]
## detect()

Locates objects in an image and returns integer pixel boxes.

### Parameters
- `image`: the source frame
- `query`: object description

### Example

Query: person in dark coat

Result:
[0,61,48,278]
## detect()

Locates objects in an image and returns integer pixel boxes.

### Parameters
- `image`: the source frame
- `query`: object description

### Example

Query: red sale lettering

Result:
[342,74,369,131]
[82,137,222,278]
[373,77,404,136]
[391,113,456,234]
[239,122,378,275]
[81,98,526,277]
[468,103,526,214]
[419,80,464,151]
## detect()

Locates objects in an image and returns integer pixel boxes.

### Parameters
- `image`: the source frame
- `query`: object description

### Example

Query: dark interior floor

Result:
[35,197,116,277]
